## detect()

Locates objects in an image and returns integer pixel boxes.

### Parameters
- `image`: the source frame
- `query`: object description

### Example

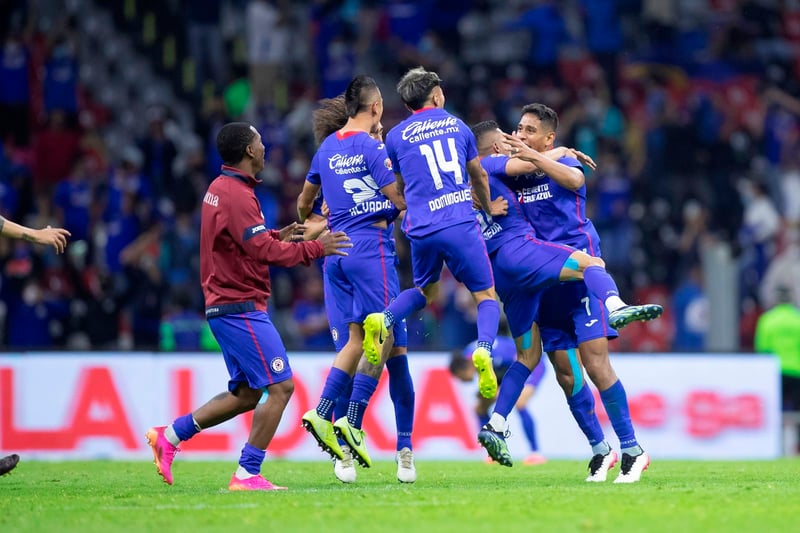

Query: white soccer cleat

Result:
[613,452,650,483]
[396,447,417,483]
[333,444,357,483]
[585,450,618,482]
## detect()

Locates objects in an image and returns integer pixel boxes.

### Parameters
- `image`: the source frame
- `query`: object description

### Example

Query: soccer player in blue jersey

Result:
[362,67,502,401]
[489,105,657,482]
[450,336,547,465]
[296,76,409,472]
[299,95,416,484]
[468,121,657,475]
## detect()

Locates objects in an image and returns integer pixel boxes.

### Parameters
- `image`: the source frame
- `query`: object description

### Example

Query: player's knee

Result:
[267,379,294,406]
[554,369,575,396]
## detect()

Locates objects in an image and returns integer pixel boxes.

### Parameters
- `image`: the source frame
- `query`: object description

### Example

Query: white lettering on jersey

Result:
[401,117,460,143]
[203,192,219,207]
[329,153,367,175]
[428,189,472,212]
[517,183,553,204]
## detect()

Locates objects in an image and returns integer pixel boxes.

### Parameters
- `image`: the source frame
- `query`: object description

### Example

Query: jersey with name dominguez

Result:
[385,107,478,238]
[306,130,398,234]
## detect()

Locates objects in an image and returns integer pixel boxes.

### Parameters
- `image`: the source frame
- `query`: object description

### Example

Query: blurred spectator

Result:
[6,280,58,349]
[0,31,31,146]
[590,148,632,274]
[31,109,81,197]
[671,264,708,351]
[125,254,164,350]
[160,289,212,352]
[755,286,800,412]
[505,0,569,86]
[246,0,290,111]
[182,0,227,96]
[138,109,177,198]
[291,271,332,350]
[759,228,800,309]
[738,179,781,295]
[160,211,200,293]
[42,35,78,115]
[53,155,93,243]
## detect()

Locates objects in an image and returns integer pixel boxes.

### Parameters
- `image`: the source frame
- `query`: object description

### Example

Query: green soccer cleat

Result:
[478,424,513,467]
[608,304,664,330]
[302,409,344,460]
[362,312,388,365]
[333,418,372,468]
[471,347,497,399]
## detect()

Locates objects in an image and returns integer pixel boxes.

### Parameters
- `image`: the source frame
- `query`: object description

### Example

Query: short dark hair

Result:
[312,95,348,145]
[216,122,257,165]
[471,119,500,143]
[520,103,559,132]
[449,351,471,376]
[344,75,379,118]
[396,67,441,110]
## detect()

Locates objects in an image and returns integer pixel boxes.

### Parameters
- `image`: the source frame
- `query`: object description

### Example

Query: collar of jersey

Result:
[220,165,261,187]
[413,106,437,114]
[336,130,365,140]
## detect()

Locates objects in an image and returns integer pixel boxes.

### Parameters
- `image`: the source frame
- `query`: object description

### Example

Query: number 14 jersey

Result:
[385,107,478,238]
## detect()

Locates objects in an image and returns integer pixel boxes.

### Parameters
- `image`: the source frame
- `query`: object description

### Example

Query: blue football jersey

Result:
[385,107,478,238]
[498,154,601,254]
[306,131,397,234]
[478,155,537,255]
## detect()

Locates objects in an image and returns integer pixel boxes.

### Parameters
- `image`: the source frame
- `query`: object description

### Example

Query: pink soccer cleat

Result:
[229,473,288,491]
[522,452,548,466]
[145,426,179,485]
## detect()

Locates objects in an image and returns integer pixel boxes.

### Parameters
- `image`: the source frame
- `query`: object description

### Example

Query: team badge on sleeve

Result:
[384,158,393,170]
[331,327,339,342]
[271,358,286,373]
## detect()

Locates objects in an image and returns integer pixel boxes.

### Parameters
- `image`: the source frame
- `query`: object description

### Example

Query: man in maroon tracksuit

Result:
[147,122,351,491]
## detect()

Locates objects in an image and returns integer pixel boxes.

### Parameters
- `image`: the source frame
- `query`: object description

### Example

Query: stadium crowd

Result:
[1,0,799,352]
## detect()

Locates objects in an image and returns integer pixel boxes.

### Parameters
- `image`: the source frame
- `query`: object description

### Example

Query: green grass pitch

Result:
[2,459,798,532]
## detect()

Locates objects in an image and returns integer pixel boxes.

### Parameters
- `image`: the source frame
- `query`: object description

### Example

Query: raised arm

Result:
[0,215,71,254]
[502,134,584,190]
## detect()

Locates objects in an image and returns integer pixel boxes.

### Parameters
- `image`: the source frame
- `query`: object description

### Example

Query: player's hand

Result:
[34,225,71,254]
[489,196,508,216]
[278,222,306,242]
[502,133,538,161]
[318,230,352,256]
[568,149,597,171]
[303,217,328,241]
[321,200,330,217]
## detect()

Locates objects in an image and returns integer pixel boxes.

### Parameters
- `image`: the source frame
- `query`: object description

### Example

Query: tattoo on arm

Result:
[22,232,35,242]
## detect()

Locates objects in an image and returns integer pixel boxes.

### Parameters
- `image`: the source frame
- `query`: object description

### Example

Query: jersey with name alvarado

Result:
[306,131,397,234]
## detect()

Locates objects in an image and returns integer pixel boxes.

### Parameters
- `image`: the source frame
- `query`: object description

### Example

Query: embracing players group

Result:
[145,67,664,491]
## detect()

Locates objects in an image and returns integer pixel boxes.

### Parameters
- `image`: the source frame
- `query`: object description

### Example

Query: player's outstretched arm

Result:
[502,134,584,190]
[0,216,71,254]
